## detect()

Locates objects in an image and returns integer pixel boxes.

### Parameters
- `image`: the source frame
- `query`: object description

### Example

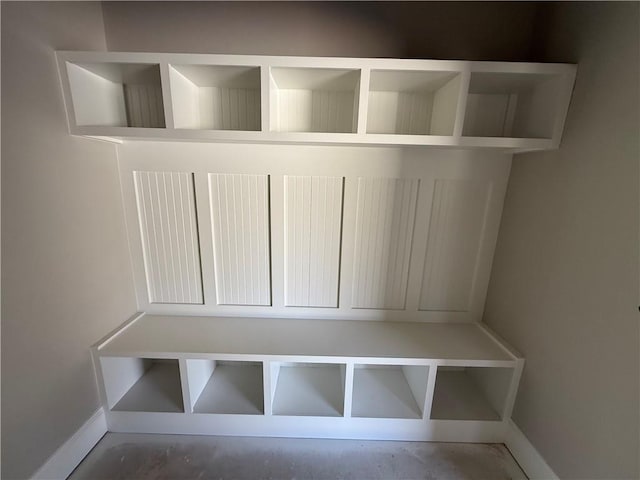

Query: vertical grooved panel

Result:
[124,84,165,128]
[198,87,260,131]
[284,176,344,307]
[134,171,202,304]
[210,174,271,306]
[275,90,355,133]
[352,178,419,309]
[419,180,492,311]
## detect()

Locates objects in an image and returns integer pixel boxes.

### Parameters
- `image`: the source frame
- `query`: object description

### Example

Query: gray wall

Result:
[1,3,137,478]
[102,1,538,60]
[484,3,639,479]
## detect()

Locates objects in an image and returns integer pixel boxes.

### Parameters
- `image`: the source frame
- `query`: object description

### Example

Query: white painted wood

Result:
[99,314,515,362]
[209,174,271,305]
[272,363,345,417]
[31,409,107,480]
[352,177,419,309]
[505,419,560,480]
[431,367,503,421]
[134,171,203,304]
[178,359,193,413]
[419,179,491,312]
[402,365,430,416]
[467,366,515,419]
[100,357,148,409]
[284,175,343,307]
[431,74,463,135]
[120,143,510,321]
[65,61,165,128]
[124,83,165,128]
[184,359,216,412]
[367,70,461,135]
[111,360,184,413]
[66,62,127,127]
[463,72,564,139]
[96,314,523,443]
[271,67,359,133]
[463,93,514,137]
[159,63,175,129]
[57,51,575,149]
[343,363,355,417]
[169,65,261,130]
[106,410,506,442]
[352,365,428,419]
[191,362,264,415]
[269,361,281,411]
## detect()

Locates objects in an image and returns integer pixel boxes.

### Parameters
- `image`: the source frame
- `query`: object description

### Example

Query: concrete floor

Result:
[69,433,527,480]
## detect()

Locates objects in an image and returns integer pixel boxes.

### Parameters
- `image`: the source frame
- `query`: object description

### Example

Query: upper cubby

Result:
[169,65,261,131]
[463,71,566,139]
[57,52,576,151]
[367,70,462,136]
[269,67,360,133]
[65,61,165,128]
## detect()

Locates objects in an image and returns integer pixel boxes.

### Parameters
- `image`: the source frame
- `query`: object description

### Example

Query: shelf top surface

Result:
[99,315,515,363]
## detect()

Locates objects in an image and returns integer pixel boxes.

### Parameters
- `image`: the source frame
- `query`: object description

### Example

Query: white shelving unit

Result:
[57,51,576,151]
[71,51,568,444]
[93,314,523,442]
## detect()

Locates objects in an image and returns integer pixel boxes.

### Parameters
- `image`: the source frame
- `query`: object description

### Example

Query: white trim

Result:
[31,408,107,480]
[505,419,559,480]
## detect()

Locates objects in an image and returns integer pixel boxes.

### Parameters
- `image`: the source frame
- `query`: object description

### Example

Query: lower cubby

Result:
[185,360,264,415]
[430,366,514,421]
[352,364,429,419]
[271,362,346,417]
[101,357,184,413]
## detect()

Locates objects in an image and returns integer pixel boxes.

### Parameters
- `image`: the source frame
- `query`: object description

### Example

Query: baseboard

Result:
[31,408,107,480]
[504,419,559,480]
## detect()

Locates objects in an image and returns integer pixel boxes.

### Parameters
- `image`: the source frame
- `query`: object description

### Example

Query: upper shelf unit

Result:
[57,52,576,152]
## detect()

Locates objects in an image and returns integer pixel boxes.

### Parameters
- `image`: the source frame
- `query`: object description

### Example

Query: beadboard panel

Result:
[198,87,261,131]
[274,90,356,133]
[366,91,433,135]
[352,178,420,310]
[120,143,511,321]
[133,171,203,304]
[419,179,492,312]
[124,84,165,128]
[209,174,271,305]
[284,176,344,307]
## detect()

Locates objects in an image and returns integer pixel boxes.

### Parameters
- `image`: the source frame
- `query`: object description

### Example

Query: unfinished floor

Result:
[69,433,527,480]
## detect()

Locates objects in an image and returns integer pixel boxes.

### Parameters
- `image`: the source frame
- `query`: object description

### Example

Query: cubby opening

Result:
[352,364,429,419]
[66,62,165,128]
[430,366,513,421]
[185,359,264,414]
[271,362,345,416]
[100,357,183,413]
[169,65,261,131]
[367,70,461,136]
[462,72,561,138]
[270,67,360,133]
